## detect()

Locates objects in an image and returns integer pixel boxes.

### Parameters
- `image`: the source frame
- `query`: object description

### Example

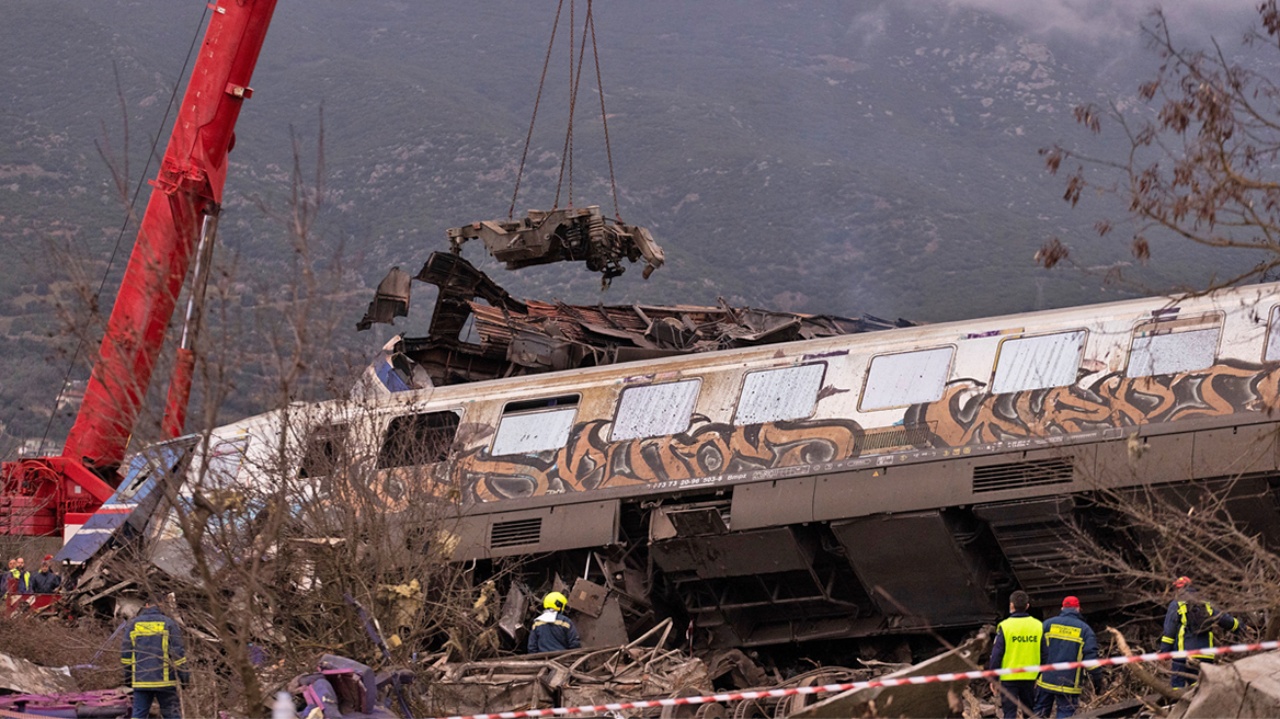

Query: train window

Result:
[492,395,580,455]
[377,410,461,468]
[735,363,825,425]
[860,347,953,411]
[299,423,349,478]
[991,331,1086,394]
[1127,319,1220,378]
[1266,307,1280,362]
[611,379,701,441]
[204,437,249,490]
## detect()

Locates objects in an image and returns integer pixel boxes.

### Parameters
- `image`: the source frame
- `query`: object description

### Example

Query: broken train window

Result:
[859,346,954,411]
[491,394,580,456]
[377,410,461,469]
[299,423,350,478]
[735,363,825,425]
[1126,315,1221,378]
[990,330,1086,395]
[611,379,701,441]
[203,437,249,490]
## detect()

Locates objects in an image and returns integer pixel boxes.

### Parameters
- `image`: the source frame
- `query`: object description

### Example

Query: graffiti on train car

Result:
[444,361,1280,503]
[454,417,863,502]
[906,360,1280,446]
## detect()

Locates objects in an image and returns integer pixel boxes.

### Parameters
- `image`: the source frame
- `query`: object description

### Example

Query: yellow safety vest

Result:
[997,615,1044,681]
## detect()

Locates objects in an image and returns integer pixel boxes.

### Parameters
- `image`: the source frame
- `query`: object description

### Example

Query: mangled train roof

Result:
[362,250,913,388]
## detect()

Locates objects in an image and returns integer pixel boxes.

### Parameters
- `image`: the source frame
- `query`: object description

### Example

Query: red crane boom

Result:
[1,0,279,537]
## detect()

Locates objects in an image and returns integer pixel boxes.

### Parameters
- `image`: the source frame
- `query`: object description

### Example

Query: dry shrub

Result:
[0,614,117,689]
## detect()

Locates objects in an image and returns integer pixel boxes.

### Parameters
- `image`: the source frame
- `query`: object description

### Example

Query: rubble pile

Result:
[416,643,867,719]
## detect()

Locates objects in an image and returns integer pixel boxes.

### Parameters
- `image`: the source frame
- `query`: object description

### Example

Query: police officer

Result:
[988,590,1042,719]
[1161,576,1240,689]
[120,597,189,719]
[528,591,581,654]
[1034,596,1100,718]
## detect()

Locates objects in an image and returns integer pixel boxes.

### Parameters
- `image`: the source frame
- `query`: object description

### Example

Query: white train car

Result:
[182,281,1280,648]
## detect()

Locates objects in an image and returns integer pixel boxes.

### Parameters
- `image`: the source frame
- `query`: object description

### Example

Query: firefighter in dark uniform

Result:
[1034,596,1100,718]
[988,590,1042,719]
[1162,576,1240,689]
[120,598,189,719]
[528,591,581,653]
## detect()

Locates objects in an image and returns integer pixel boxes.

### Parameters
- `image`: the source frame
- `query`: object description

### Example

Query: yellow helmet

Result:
[543,591,568,612]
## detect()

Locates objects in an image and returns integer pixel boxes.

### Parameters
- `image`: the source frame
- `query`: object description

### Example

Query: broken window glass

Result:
[735,363,825,425]
[612,380,701,441]
[492,395,579,456]
[860,347,953,411]
[1127,320,1220,378]
[991,331,1086,394]
[377,411,461,468]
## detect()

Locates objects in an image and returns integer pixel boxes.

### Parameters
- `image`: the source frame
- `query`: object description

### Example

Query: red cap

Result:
[1174,576,1192,589]
[1062,596,1080,609]
[42,554,53,562]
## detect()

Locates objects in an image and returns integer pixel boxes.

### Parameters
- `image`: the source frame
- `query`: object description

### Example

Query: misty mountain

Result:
[0,0,1265,445]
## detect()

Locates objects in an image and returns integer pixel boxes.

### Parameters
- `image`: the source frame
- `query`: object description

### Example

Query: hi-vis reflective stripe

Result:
[422,641,1280,719]
[533,619,573,630]
[1047,624,1082,640]
[129,621,173,686]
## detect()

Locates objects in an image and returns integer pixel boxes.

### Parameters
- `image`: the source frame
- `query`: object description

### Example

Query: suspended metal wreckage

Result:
[446,205,666,287]
[358,250,912,387]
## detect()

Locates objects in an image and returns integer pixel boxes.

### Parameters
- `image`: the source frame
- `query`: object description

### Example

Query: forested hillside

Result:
[0,0,1264,451]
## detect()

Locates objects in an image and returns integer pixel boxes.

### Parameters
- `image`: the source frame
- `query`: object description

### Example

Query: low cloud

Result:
[941,0,1255,42]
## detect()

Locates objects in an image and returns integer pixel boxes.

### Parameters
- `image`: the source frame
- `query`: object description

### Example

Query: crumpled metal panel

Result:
[356,266,411,331]
[447,205,664,285]
[385,252,911,387]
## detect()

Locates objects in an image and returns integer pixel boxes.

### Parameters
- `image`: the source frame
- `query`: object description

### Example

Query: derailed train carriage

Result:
[93,276,1280,652]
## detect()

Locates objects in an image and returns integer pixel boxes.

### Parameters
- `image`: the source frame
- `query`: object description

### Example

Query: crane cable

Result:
[508,0,565,220]
[509,0,623,222]
[589,2,623,222]
[34,4,212,455]
[553,0,591,210]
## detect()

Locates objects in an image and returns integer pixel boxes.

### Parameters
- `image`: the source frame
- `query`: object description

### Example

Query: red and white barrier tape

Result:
[428,639,1280,719]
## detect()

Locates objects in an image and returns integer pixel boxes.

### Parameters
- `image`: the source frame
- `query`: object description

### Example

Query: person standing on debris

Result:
[1161,576,1241,689]
[120,597,189,719]
[988,590,1042,719]
[1034,596,1100,718]
[528,591,581,654]
[30,555,62,594]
